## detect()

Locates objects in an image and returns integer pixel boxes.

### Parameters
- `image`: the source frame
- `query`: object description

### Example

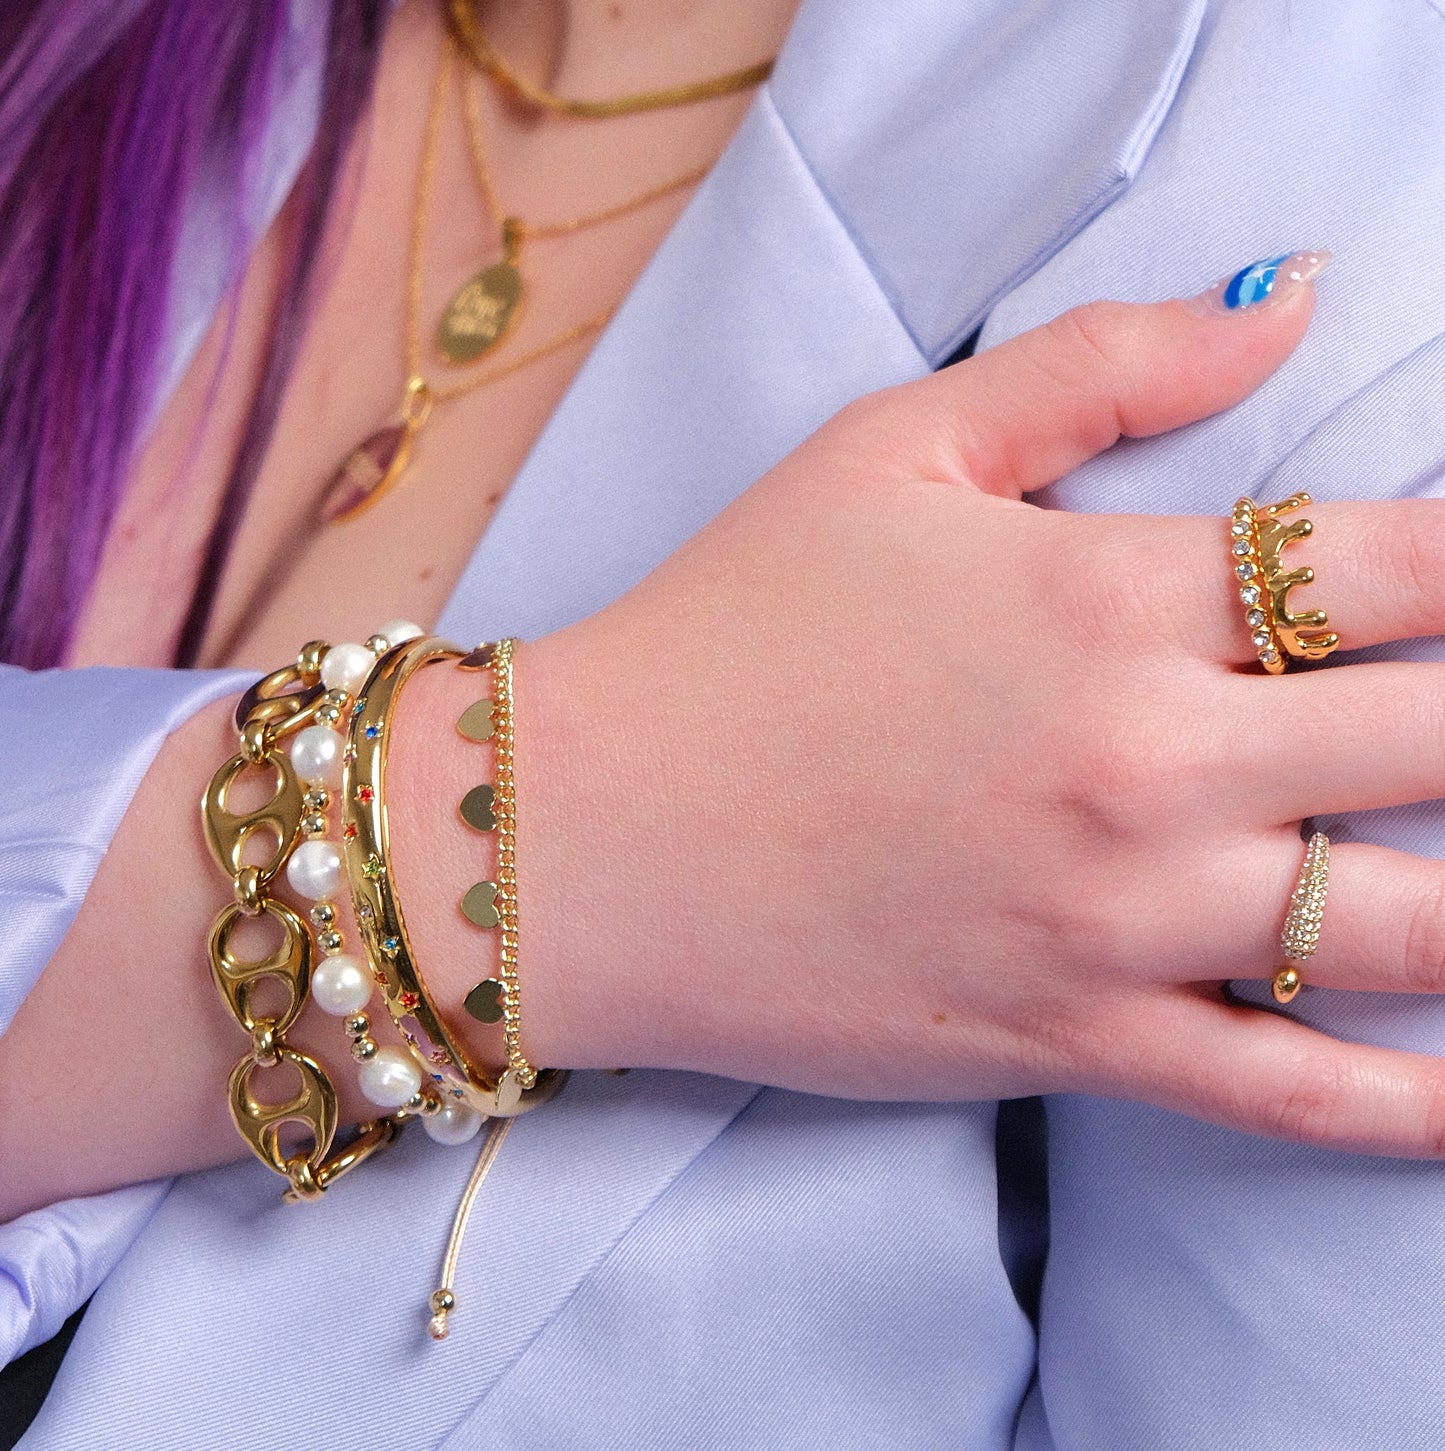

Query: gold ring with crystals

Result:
[1272,831,1330,1004]
[1230,494,1339,674]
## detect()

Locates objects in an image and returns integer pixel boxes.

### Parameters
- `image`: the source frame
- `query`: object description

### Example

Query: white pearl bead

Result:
[378,618,425,648]
[310,954,371,1016]
[423,1099,485,1146]
[290,725,344,787]
[319,642,375,695]
[357,1046,422,1108]
[286,839,341,901]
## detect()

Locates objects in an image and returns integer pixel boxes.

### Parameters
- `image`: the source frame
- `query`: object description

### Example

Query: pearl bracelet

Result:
[284,623,492,1145]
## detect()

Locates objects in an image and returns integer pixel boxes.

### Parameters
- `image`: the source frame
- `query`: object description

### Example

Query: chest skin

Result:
[66,0,781,671]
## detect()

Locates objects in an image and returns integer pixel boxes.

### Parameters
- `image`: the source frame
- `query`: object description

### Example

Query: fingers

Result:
[1116,991,1445,1158]
[1242,662,1445,821]
[1263,498,1445,656]
[1130,498,1445,825]
[1302,843,1445,995]
[898,253,1325,499]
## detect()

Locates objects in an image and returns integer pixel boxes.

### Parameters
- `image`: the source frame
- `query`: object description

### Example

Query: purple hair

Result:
[0,0,389,669]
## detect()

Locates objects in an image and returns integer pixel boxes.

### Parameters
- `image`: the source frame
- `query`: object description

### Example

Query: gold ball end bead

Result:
[1230,494,1340,674]
[1272,831,1330,1004]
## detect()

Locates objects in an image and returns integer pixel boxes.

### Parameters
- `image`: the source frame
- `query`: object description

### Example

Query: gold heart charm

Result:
[463,978,506,1024]
[456,699,496,741]
[495,1070,524,1115]
[461,880,501,928]
[459,783,497,832]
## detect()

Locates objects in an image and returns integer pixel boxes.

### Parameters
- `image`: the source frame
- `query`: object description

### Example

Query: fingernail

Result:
[1190,250,1333,315]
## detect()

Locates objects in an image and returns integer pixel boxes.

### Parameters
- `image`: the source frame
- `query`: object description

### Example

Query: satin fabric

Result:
[8,0,1438,1444]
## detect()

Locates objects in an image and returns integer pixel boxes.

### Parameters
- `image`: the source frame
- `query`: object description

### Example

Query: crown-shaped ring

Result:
[1230,494,1339,674]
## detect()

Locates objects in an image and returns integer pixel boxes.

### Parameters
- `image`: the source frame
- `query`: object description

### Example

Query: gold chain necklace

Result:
[319,34,736,526]
[439,41,714,367]
[447,0,775,119]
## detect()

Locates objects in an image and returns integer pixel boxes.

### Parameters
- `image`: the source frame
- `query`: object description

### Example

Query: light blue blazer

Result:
[5,0,1445,1444]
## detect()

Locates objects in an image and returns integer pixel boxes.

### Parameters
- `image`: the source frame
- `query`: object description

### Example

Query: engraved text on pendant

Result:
[438,262,522,364]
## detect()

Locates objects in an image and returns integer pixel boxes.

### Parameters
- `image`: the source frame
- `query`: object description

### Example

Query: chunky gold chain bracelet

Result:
[200,643,399,1200]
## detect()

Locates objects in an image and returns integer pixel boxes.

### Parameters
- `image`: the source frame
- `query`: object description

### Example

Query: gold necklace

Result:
[439,43,714,366]
[319,34,728,526]
[447,0,776,119]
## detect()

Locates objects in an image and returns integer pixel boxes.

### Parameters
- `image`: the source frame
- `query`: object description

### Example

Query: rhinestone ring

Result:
[1230,494,1339,674]
[1272,831,1330,1004]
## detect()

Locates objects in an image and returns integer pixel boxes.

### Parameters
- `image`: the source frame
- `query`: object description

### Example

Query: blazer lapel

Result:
[437,0,1206,646]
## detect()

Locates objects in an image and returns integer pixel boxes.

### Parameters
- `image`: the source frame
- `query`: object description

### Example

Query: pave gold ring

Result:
[1272,831,1330,1004]
[1230,494,1340,674]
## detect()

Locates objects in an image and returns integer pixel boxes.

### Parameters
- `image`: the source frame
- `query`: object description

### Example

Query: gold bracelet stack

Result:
[343,635,562,1119]
[203,626,563,1334]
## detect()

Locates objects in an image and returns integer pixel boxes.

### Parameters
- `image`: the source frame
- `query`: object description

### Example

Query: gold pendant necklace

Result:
[321,377,435,527]
[437,216,524,364]
[319,30,747,527]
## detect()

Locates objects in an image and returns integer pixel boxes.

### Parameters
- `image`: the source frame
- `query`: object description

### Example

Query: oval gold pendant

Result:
[438,261,522,364]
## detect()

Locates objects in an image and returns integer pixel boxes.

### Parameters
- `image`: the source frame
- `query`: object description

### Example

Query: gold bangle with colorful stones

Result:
[342,633,565,1120]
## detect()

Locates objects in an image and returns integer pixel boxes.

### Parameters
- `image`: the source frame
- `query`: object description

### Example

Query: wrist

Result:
[385,626,654,1075]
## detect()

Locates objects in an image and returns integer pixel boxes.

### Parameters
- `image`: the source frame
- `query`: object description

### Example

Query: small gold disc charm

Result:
[463,978,506,1024]
[438,261,522,363]
[460,784,498,832]
[456,699,496,741]
[461,880,501,928]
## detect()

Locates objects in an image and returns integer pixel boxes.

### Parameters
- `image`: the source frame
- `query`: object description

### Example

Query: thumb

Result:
[907,250,1331,499]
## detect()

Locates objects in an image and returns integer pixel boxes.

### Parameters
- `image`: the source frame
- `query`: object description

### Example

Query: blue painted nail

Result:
[1226,256,1291,308]
[1193,251,1332,314]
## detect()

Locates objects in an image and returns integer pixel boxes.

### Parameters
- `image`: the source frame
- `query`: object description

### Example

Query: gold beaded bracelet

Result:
[342,635,564,1118]
[454,638,539,1090]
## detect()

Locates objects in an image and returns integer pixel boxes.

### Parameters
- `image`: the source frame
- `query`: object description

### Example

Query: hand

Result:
[392,253,1445,1158]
